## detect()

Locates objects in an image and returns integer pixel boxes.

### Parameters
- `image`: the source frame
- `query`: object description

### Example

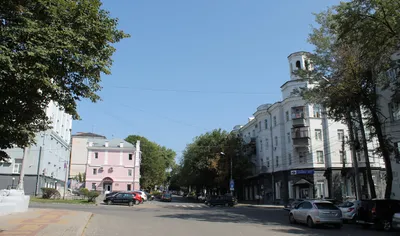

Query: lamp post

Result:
[12,177,15,189]
[220,152,233,195]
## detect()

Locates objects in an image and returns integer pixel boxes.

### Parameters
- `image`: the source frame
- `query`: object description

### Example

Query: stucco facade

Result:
[84,139,141,192]
[236,51,386,204]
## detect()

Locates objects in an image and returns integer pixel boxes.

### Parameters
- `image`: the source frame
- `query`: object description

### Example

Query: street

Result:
[29,195,398,236]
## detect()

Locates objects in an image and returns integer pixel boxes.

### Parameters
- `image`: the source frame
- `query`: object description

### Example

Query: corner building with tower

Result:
[233,51,386,204]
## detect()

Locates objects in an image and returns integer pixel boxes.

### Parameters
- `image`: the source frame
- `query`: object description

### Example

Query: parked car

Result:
[207,195,237,207]
[134,191,148,201]
[392,213,400,231]
[284,199,305,211]
[105,191,120,198]
[161,192,172,202]
[127,192,143,204]
[288,200,343,229]
[144,191,154,201]
[356,199,400,231]
[104,192,136,206]
[337,200,361,222]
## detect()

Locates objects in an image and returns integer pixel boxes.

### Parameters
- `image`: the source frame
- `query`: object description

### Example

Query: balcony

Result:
[292,127,310,147]
[291,106,306,127]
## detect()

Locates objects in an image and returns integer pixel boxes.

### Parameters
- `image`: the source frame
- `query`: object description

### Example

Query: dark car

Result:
[104,192,136,206]
[356,199,400,231]
[161,193,172,202]
[105,191,120,198]
[207,195,237,207]
[144,191,155,201]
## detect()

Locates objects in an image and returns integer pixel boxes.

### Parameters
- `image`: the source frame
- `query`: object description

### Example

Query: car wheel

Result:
[382,220,392,231]
[135,200,139,205]
[307,217,315,228]
[107,200,112,205]
[140,200,144,204]
[128,201,134,207]
[289,214,296,224]
[334,224,343,229]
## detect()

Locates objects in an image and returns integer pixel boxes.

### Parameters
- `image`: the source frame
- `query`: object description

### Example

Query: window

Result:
[340,151,346,163]
[295,60,301,69]
[337,130,344,141]
[275,182,281,199]
[316,181,325,198]
[276,156,279,167]
[93,168,97,175]
[273,116,277,126]
[91,183,96,190]
[128,154,133,160]
[258,121,262,132]
[287,132,291,143]
[127,184,132,191]
[128,169,133,176]
[12,159,22,174]
[286,111,289,121]
[264,119,268,129]
[315,129,322,140]
[288,181,294,199]
[259,140,263,153]
[275,136,278,146]
[265,139,269,150]
[267,161,270,168]
[316,151,324,163]
[389,102,400,121]
[95,152,99,159]
[299,151,306,163]
[313,105,321,118]
[288,154,292,165]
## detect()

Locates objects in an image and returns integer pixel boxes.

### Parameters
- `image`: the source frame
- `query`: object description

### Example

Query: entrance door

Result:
[104,183,112,192]
[300,188,309,199]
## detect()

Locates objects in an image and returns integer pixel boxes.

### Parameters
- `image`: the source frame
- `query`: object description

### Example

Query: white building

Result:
[236,51,386,204]
[377,51,400,200]
[0,101,72,195]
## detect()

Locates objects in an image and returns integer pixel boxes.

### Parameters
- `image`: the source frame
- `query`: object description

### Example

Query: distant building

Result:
[69,135,141,193]
[234,51,386,204]
[0,101,72,195]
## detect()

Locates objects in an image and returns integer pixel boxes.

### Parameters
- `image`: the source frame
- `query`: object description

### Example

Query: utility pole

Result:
[346,110,362,200]
[17,147,29,192]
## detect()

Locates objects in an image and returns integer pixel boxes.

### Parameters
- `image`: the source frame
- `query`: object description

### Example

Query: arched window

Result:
[296,60,301,69]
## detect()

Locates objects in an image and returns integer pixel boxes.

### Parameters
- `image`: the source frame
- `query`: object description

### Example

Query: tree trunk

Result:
[346,110,362,200]
[356,106,377,199]
[368,107,393,199]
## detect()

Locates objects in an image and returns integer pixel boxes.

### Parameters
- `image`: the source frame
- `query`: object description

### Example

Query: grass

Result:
[30,197,95,204]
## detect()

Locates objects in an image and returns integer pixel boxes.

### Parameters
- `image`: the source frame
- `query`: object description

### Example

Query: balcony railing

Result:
[292,127,310,147]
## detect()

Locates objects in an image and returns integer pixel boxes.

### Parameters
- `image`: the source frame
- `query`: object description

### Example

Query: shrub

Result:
[79,188,89,197]
[86,190,100,202]
[41,188,61,199]
[152,191,162,198]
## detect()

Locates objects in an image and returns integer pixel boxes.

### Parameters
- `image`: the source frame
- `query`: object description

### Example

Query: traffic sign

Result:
[229,180,235,191]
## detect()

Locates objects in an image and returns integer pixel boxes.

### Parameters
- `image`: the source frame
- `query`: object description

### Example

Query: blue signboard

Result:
[291,170,314,175]
[229,180,235,190]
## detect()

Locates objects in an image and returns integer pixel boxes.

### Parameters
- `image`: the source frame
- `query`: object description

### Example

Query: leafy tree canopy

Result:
[0,0,129,160]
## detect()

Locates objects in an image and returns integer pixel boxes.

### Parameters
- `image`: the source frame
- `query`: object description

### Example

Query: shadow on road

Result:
[156,208,398,236]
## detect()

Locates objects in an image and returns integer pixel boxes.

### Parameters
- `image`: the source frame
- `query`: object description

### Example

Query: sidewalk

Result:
[0,208,92,236]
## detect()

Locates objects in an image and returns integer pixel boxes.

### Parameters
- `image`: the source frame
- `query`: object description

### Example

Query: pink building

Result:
[84,139,141,192]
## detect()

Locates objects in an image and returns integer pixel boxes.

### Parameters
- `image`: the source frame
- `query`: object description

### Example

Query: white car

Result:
[337,200,361,222]
[134,191,148,201]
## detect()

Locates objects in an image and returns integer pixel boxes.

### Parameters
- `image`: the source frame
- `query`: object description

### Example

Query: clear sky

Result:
[73,0,341,161]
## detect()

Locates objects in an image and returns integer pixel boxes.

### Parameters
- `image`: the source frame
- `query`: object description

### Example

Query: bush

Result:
[86,190,100,202]
[151,191,162,199]
[79,188,89,197]
[41,188,61,199]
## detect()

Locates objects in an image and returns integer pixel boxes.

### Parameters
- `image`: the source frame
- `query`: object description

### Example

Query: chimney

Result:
[119,142,124,148]
[104,141,109,147]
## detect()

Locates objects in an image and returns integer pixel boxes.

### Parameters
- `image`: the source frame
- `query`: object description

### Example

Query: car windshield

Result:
[315,203,338,210]
[164,194,171,197]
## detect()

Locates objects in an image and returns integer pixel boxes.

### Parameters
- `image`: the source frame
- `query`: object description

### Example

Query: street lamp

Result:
[12,177,15,189]
[220,152,233,195]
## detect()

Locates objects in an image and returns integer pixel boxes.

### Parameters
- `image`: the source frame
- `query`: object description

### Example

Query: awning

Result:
[293,179,313,186]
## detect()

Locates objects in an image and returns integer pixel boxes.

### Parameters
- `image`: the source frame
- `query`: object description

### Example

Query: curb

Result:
[79,213,94,236]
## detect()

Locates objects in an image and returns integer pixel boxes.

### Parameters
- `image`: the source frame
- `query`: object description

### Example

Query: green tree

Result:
[301,0,400,198]
[0,0,129,160]
[125,135,176,190]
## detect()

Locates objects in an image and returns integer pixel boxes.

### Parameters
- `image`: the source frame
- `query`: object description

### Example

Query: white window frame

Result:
[316,151,324,163]
[337,129,344,141]
[315,129,322,140]
[128,169,133,176]
[12,159,22,174]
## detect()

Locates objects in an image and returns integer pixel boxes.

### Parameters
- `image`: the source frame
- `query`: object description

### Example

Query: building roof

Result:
[72,132,106,139]
[90,138,135,149]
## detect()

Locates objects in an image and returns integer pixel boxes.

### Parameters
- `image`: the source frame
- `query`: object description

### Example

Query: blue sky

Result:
[73,0,341,161]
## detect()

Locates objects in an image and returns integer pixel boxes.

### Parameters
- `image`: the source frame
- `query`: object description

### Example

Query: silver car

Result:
[337,200,361,221]
[393,213,400,231]
[289,200,343,228]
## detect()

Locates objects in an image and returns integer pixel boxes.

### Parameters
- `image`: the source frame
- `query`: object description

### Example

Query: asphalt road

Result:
[30,196,398,236]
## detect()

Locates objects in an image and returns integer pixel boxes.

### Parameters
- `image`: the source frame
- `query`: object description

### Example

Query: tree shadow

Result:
[156,208,398,236]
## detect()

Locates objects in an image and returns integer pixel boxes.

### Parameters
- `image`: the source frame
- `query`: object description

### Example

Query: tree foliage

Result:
[176,129,253,192]
[300,0,400,198]
[125,135,176,190]
[0,0,129,160]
